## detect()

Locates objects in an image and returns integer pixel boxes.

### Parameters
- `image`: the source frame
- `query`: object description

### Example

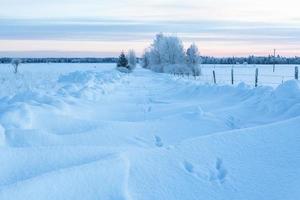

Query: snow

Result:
[0,63,299,200]
[199,64,296,87]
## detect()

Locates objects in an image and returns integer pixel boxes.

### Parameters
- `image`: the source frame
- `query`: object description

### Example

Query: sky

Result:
[0,0,299,57]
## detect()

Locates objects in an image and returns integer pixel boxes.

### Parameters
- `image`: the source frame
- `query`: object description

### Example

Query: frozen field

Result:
[0,63,299,200]
[191,64,297,87]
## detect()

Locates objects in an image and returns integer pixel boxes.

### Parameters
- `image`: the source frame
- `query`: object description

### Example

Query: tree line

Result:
[1,56,299,65]
[0,57,117,64]
[1,52,299,66]
[201,55,300,65]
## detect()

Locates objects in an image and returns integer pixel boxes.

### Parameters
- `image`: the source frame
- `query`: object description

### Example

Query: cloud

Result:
[0,18,299,56]
[1,0,299,22]
[1,19,299,42]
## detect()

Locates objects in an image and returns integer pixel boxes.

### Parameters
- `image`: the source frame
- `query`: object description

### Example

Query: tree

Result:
[161,35,185,65]
[11,58,21,74]
[141,50,151,69]
[186,44,201,76]
[142,33,186,73]
[127,50,137,70]
[117,52,128,68]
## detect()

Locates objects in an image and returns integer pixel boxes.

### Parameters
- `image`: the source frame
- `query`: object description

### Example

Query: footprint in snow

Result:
[225,115,240,129]
[209,158,228,184]
[154,135,163,147]
[182,161,206,180]
[183,161,194,173]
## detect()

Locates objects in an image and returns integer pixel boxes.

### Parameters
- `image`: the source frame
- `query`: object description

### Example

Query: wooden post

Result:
[295,66,298,80]
[255,68,258,87]
[231,68,234,85]
[213,70,216,84]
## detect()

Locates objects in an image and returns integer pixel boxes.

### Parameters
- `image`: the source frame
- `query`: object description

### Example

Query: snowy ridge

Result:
[0,64,299,200]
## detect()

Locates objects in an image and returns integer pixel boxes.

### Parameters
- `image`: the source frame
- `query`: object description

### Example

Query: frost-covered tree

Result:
[186,44,201,76]
[141,33,203,75]
[164,36,185,65]
[127,50,137,70]
[142,33,186,73]
[141,50,151,69]
[11,58,21,74]
[149,33,163,66]
[117,52,128,68]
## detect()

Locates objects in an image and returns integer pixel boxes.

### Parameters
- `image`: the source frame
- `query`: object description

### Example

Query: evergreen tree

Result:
[117,52,128,68]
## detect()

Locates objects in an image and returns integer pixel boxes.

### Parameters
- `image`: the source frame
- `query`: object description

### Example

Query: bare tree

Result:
[11,59,21,74]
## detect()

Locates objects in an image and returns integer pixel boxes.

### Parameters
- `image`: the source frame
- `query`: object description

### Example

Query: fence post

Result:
[255,68,258,87]
[213,70,216,84]
[295,66,298,80]
[231,68,234,85]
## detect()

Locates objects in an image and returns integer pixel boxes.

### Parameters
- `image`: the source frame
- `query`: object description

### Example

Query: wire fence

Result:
[174,64,299,87]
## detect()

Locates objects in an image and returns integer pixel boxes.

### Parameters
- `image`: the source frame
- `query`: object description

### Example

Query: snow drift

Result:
[0,64,299,200]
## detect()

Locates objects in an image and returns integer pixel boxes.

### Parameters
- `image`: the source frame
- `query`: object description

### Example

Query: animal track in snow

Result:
[154,135,163,147]
[183,161,194,173]
[225,115,240,129]
[182,161,206,180]
[147,106,152,112]
[210,158,228,184]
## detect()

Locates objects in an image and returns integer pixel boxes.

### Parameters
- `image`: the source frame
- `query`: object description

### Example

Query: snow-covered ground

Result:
[194,64,296,87]
[0,63,299,200]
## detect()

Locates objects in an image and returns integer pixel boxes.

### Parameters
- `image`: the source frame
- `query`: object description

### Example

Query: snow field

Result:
[198,64,297,87]
[0,63,299,199]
